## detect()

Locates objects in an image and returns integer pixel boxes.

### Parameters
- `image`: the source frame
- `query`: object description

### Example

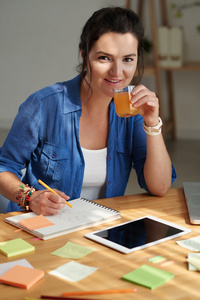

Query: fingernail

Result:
[131,98,136,103]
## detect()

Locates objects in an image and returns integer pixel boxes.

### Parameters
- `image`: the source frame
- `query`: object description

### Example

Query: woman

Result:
[0,7,176,215]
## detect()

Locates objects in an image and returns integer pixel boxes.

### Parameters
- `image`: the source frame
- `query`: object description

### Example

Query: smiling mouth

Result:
[105,79,121,84]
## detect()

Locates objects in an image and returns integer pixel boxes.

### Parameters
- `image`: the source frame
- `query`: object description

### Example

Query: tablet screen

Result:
[85,215,191,253]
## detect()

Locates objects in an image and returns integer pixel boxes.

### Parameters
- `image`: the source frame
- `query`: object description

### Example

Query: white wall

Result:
[167,0,200,140]
[0,0,125,127]
[139,0,200,140]
[0,0,200,139]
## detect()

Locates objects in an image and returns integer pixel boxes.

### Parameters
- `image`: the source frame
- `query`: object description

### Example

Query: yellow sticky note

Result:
[51,241,94,259]
[0,238,35,257]
[24,297,39,300]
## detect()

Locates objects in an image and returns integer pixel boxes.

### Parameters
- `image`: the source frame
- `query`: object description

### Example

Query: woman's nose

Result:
[109,61,122,77]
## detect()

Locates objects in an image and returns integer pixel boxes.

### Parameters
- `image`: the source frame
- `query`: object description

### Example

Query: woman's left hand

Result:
[130,84,159,127]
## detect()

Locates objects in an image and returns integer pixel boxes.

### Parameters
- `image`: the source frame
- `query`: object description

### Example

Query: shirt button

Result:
[57,86,62,90]
[107,156,111,160]
[124,147,129,154]
[52,153,56,158]
[108,181,112,185]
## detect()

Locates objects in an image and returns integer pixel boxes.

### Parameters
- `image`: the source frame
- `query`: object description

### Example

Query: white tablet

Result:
[85,215,191,254]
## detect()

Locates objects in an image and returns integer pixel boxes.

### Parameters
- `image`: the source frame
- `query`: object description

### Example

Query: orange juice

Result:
[113,86,139,117]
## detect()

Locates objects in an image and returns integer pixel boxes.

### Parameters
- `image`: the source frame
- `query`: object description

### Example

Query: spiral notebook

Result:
[5,198,121,240]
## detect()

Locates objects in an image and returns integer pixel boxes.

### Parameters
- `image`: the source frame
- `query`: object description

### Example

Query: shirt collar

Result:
[63,75,82,114]
[62,75,115,116]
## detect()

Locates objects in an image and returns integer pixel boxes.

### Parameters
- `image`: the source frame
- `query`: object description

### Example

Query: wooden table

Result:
[1,188,200,300]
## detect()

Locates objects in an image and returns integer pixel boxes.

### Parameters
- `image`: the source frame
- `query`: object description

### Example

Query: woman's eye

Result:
[98,56,110,61]
[123,57,134,62]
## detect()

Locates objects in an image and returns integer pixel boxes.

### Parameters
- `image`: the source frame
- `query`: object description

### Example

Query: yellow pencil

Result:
[38,179,72,208]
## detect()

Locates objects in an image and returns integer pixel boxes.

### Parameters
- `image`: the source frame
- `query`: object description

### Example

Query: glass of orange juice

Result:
[113,85,139,117]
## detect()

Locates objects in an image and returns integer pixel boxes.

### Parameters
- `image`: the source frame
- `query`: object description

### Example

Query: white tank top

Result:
[80,147,107,200]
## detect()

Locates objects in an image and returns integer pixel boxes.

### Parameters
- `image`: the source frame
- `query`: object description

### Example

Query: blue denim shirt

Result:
[0,75,176,212]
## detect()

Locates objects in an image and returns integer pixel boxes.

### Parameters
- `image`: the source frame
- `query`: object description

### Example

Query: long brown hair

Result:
[77,6,144,87]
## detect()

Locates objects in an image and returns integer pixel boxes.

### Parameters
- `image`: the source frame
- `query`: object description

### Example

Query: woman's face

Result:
[85,32,138,99]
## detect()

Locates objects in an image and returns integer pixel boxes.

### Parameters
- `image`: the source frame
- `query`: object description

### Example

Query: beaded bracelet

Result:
[16,184,36,211]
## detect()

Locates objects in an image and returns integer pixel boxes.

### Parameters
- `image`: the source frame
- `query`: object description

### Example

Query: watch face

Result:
[142,118,162,135]
[148,118,162,131]
[152,128,160,132]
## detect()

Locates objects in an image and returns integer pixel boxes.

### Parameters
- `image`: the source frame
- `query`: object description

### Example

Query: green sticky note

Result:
[149,255,167,263]
[51,241,94,259]
[122,264,174,289]
[0,238,35,257]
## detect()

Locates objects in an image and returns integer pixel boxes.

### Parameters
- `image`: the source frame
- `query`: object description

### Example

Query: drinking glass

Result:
[113,85,139,117]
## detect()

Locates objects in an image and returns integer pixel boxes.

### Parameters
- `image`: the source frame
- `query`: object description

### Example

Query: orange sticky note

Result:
[0,265,44,289]
[19,215,55,231]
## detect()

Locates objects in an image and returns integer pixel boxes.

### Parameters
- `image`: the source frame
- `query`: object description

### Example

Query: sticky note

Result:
[122,264,174,289]
[187,253,200,271]
[0,259,33,276]
[0,265,44,289]
[0,238,35,257]
[160,260,175,267]
[187,257,200,271]
[176,236,200,251]
[49,261,98,282]
[25,298,40,300]
[51,241,94,259]
[149,255,167,263]
[19,214,54,231]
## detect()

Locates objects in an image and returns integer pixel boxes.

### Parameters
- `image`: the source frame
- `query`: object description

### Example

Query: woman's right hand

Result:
[29,189,69,216]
